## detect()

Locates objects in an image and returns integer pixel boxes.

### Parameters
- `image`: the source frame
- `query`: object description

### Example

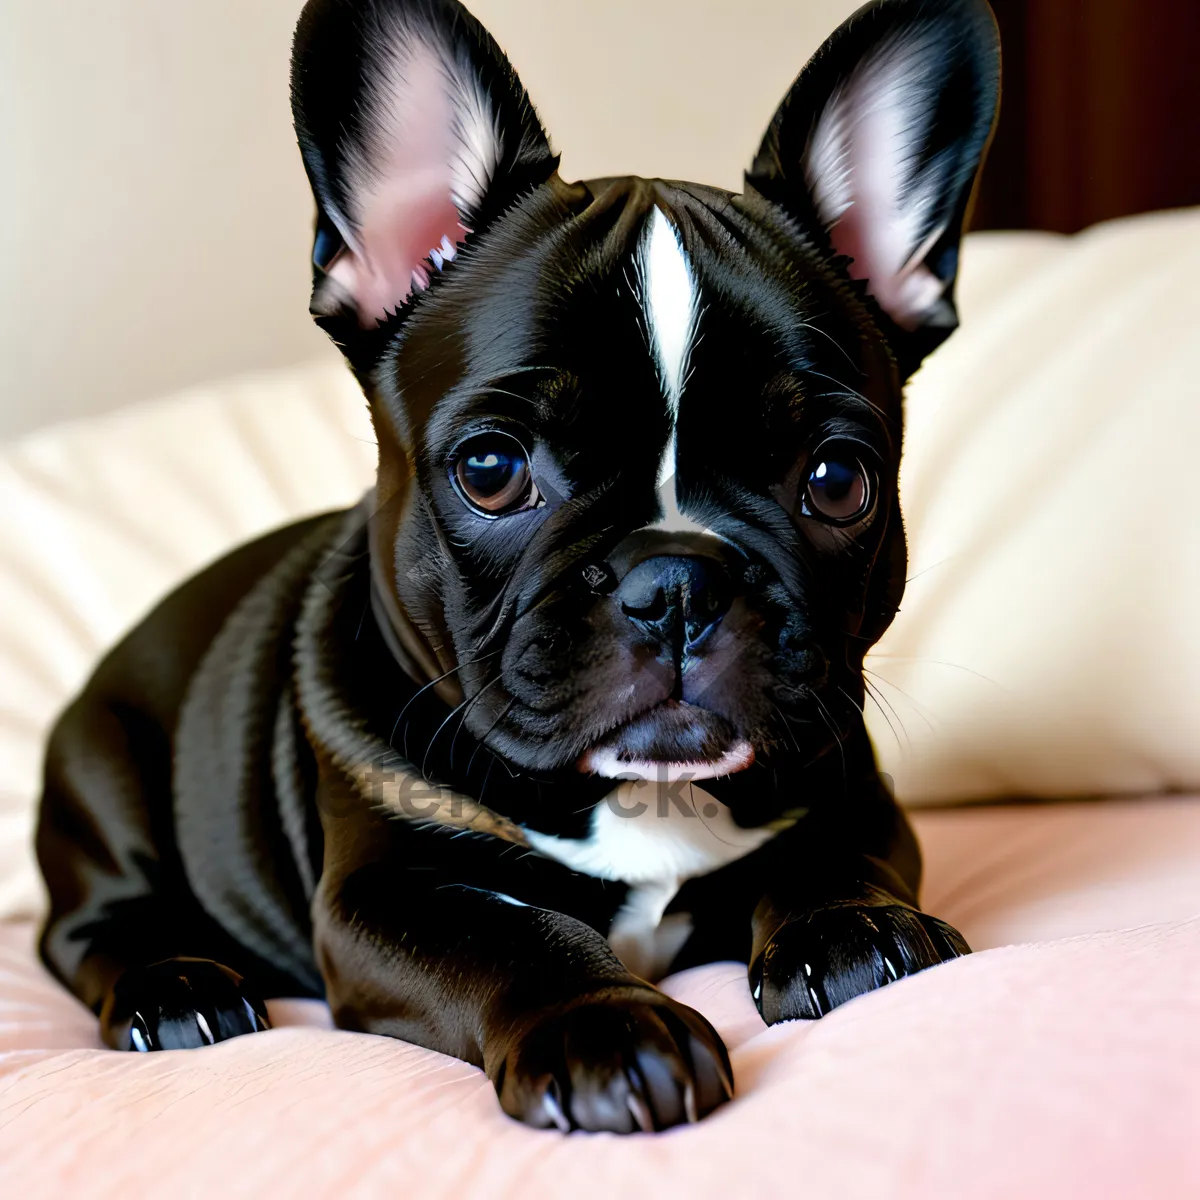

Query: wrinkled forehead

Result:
[393,179,892,458]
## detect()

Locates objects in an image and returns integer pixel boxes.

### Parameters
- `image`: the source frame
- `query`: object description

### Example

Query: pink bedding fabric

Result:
[2,797,1199,1199]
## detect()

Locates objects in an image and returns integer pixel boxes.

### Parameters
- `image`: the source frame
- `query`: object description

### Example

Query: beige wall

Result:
[0,1,859,439]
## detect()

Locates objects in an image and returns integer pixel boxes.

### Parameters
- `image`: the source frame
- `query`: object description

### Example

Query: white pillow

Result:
[1,208,1197,918]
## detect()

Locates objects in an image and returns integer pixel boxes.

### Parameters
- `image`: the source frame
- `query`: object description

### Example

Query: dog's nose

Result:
[617,556,732,650]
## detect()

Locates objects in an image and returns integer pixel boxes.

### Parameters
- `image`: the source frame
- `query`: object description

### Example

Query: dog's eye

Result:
[802,452,871,524]
[451,435,541,516]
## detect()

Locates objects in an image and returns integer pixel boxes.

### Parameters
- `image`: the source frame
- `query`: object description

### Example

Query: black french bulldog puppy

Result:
[36,0,999,1133]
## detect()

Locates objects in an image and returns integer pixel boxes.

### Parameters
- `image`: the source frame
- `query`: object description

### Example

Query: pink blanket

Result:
[3,798,1199,1198]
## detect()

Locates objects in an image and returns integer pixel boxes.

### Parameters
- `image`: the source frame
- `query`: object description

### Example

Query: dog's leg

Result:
[37,679,278,1050]
[37,667,280,1051]
[313,851,733,1132]
[36,518,334,1050]
[747,770,970,1025]
[749,853,970,1025]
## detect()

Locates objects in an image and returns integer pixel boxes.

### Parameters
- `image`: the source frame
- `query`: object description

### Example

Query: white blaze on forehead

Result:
[639,207,698,414]
[637,206,704,533]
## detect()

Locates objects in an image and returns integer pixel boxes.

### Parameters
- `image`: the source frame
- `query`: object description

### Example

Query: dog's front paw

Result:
[751,903,969,1025]
[100,958,270,1051]
[494,986,733,1133]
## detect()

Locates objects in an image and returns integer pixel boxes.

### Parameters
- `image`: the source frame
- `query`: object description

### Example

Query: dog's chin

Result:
[577,701,756,782]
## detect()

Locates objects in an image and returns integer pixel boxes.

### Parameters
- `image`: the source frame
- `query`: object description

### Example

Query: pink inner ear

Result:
[806,44,950,332]
[326,44,473,326]
[827,195,946,334]
[328,185,468,326]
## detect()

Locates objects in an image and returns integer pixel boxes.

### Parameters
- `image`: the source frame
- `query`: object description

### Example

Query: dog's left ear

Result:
[291,0,558,341]
[746,0,1000,377]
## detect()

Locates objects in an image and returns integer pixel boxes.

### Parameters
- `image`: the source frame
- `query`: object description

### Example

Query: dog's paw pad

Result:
[495,988,733,1133]
[103,958,270,1052]
[752,905,969,1025]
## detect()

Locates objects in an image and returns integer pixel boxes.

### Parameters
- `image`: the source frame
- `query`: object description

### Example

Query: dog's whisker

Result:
[864,676,914,748]
[792,319,862,375]
[865,655,1005,691]
[807,376,889,424]
[421,695,476,780]
[863,669,938,735]
[810,691,847,790]
[476,752,499,811]
[466,696,516,780]
[802,368,869,406]
[472,385,540,404]
[390,651,501,759]
[449,676,505,772]
[850,681,903,752]
[773,704,805,758]
[691,782,739,848]
[905,557,955,584]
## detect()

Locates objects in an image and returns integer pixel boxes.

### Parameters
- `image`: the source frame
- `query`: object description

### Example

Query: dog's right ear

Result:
[746,0,1000,379]
[291,0,558,346]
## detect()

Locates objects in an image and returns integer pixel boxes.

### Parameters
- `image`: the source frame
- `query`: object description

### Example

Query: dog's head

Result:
[292,0,999,806]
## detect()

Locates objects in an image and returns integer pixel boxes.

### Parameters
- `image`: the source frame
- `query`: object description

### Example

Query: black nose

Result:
[616,555,732,651]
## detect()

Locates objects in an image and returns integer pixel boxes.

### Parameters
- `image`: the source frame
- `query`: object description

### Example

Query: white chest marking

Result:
[524,780,778,979]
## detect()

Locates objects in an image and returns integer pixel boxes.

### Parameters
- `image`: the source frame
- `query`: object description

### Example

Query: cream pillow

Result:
[1,208,1196,918]
[875,207,1200,803]
[0,366,375,919]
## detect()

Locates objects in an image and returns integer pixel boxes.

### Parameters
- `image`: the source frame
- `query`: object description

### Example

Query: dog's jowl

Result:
[36,0,1000,1132]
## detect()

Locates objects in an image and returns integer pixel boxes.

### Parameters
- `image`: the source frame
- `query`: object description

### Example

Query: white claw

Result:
[194,1011,215,1045]
[683,1080,699,1125]
[429,248,444,271]
[440,235,457,260]
[626,1090,655,1133]
[542,1085,571,1133]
